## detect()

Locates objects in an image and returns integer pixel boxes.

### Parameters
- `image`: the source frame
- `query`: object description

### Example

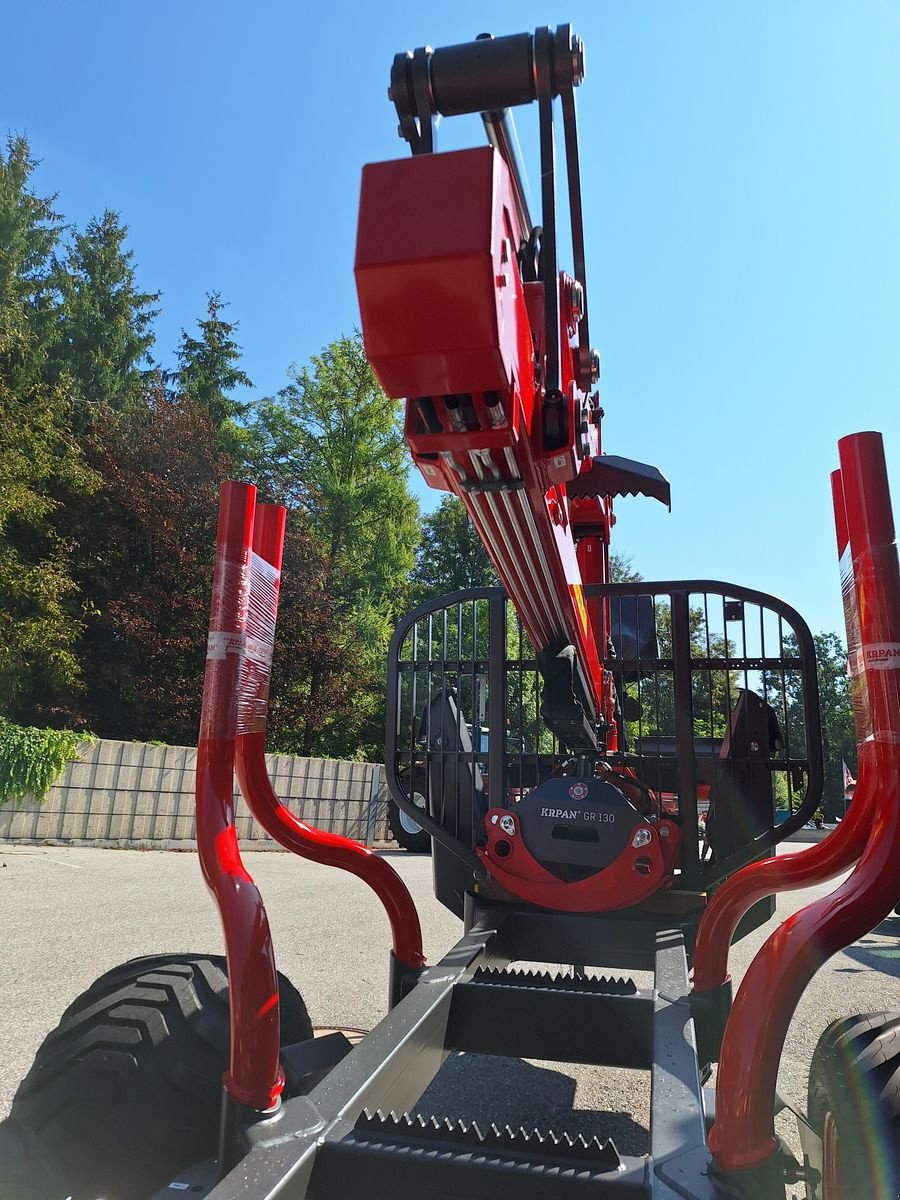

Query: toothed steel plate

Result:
[472,966,638,995]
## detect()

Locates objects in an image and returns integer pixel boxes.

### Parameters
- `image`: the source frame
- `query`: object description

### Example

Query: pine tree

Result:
[0,135,63,386]
[51,209,159,418]
[175,292,252,455]
[0,136,95,717]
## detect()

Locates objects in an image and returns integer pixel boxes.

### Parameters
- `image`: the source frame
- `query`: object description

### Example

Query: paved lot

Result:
[1,843,898,1158]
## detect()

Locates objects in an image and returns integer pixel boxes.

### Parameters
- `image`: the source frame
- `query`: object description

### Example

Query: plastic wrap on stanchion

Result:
[236,551,280,736]
[839,430,900,741]
[840,540,871,742]
[200,553,252,743]
[196,482,285,1113]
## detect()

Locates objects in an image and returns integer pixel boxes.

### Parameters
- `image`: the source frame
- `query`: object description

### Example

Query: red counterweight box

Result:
[355,145,531,401]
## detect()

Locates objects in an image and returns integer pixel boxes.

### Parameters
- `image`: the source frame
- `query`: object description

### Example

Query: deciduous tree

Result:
[410,495,499,602]
[247,333,419,757]
[50,385,225,738]
[780,630,855,817]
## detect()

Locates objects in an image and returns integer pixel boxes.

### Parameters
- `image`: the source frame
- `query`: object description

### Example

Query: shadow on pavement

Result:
[839,915,900,979]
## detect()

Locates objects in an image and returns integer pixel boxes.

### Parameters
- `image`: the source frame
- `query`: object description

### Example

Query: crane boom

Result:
[355,26,670,752]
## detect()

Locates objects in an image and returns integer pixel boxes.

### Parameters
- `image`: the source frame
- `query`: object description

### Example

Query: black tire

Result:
[388,769,432,854]
[11,953,312,1200]
[807,1011,900,1198]
[0,1117,68,1200]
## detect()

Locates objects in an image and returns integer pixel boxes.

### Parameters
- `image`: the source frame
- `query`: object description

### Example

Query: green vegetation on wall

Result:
[0,718,91,806]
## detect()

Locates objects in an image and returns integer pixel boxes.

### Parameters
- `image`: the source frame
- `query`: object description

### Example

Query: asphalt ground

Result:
[1,842,898,1160]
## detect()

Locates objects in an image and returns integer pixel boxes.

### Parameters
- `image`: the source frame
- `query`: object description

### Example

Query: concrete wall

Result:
[0,738,390,848]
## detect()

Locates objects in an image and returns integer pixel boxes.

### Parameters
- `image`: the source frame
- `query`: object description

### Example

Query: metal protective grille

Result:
[386,582,823,889]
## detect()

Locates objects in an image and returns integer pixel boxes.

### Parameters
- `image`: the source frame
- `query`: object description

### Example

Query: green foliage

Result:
[609,553,642,583]
[505,613,556,754]
[411,495,499,602]
[781,630,856,816]
[0,540,85,713]
[813,631,856,801]
[0,717,91,806]
[624,601,737,745]
[246,333,419,758]
[50,209,159,421]
[0,135,63,385]
[0,136,98,712]
[247,334,418,596]
[175,292,252,451]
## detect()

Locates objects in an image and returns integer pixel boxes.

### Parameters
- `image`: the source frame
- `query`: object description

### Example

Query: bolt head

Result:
[570,280,584,323]
[571,37,586,84]
[632,828,653,849]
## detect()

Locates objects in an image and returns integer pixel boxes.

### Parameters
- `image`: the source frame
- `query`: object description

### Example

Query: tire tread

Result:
[11,953,311,1199]
[808,1011,900,1198]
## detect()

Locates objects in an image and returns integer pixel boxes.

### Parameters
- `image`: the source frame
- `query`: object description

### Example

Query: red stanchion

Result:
[691,800,870,994]
[691,460,877,995]
[708,432,900,1174]
[234,503,425,970]
[196,482,284,1112]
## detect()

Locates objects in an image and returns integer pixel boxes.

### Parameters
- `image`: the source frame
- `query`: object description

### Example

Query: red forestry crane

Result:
[355,26,670,755]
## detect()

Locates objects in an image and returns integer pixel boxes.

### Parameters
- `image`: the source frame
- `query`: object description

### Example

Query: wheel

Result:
[388,769,432,853]
[11,953,312,1200]
[807,1011,900,1198]
[0,1117,67,1199]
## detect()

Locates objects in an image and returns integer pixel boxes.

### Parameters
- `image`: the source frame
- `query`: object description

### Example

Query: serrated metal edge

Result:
[471,966,638,995]
[353,1109,622,1168]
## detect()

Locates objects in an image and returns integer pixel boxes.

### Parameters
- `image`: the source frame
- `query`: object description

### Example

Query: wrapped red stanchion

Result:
[705,432,900,1186]
[197,483,426,1148]
[233,503,426,984]
[196,482,284,1116]
[690,470,875,1000]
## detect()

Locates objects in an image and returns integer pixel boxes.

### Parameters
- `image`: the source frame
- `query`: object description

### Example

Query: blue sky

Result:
[3,1,898,639]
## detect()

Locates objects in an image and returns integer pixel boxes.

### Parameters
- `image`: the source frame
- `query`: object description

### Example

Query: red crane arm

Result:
[355,27,669,750]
